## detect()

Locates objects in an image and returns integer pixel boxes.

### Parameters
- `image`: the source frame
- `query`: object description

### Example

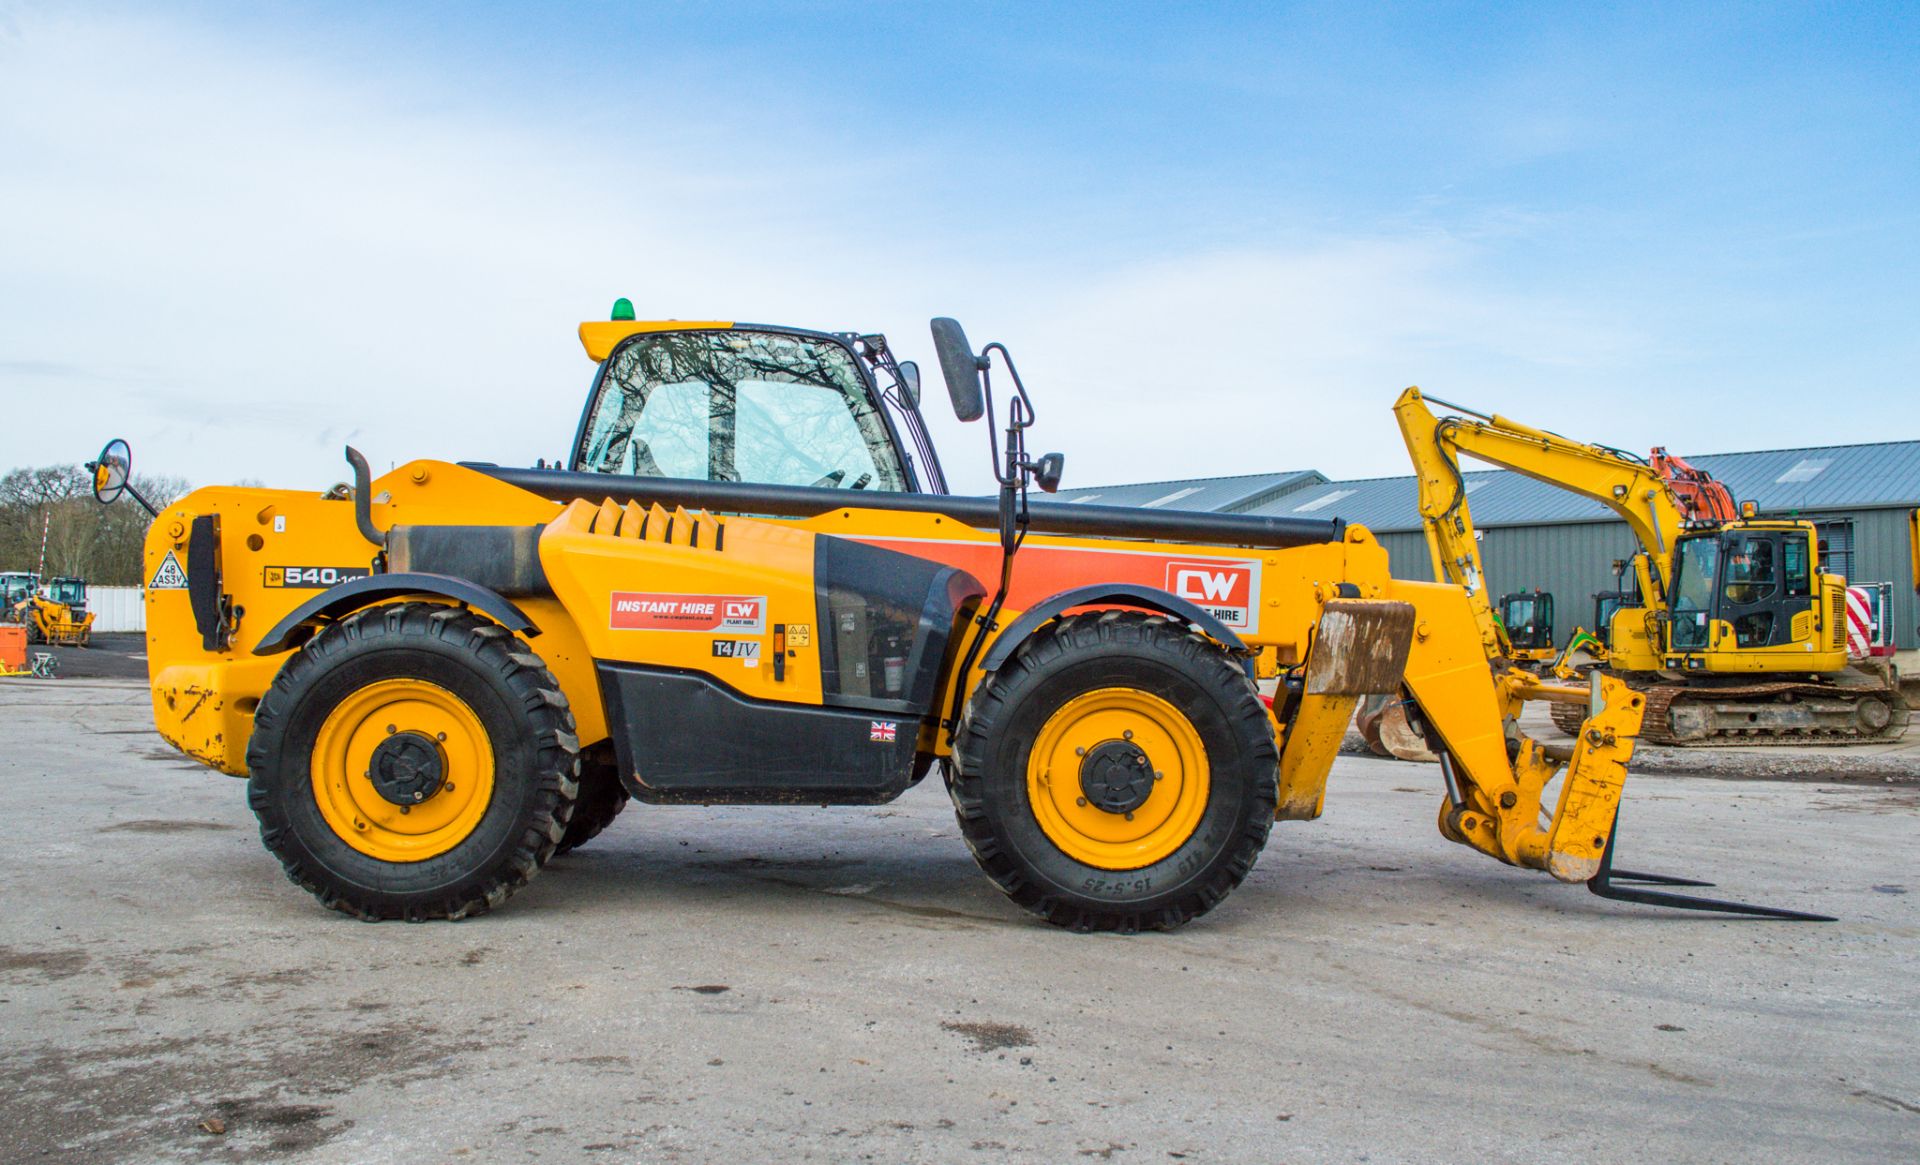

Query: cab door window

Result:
[1783,535,1811,598]
[1717,534,1795,648]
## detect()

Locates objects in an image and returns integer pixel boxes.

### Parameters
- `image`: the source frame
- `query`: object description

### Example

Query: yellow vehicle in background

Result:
[13,576,93,647]
[90,310,1827,926]
[1496,590,1556,670]
[1395,389,1906,745]
[0,571,37,619]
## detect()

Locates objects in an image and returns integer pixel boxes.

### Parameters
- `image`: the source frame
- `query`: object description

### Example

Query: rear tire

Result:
[246,603,579,921]
[950,612,1277,932]
[555,742,629,855]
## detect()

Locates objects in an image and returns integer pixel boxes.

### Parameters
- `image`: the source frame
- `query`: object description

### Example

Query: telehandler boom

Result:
[92,313,1828,927]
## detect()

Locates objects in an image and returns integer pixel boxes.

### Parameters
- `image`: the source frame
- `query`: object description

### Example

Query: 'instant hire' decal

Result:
[612,593,767,634]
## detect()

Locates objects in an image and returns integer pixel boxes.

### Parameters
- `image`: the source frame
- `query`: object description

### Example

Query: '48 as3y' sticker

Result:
[264,565,372,589]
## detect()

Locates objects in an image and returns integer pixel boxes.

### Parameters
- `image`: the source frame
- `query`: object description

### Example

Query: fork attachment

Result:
[1586,811,1836,921]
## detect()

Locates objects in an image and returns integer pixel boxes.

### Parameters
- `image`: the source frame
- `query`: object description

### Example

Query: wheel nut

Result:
[413,790,425,802]
[1074,746,1085,756]
[1124,812,1134,821]
[1123,730,1134,740]
[386,724,397,735]
[437,732,447,742]
[1076,797,1087,807]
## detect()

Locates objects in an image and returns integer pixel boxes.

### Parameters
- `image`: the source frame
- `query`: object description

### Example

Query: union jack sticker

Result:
[869,720,898,743]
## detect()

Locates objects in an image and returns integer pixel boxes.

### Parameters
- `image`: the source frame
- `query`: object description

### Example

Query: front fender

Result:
[980,583,1249,673]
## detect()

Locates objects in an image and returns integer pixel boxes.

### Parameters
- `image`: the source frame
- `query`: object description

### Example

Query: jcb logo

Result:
[1165,560,1254,628]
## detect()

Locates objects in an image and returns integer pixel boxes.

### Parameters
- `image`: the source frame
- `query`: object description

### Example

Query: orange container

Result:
[0,625,24,672]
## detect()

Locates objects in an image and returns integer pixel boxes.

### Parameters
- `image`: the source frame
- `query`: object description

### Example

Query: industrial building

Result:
[1054,438,1920,651]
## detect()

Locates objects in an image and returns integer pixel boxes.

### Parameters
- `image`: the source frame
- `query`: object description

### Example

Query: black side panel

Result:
[186,514,229,651]
[599,664,921,805]
[386,525,551,598]
[813,535,986,715]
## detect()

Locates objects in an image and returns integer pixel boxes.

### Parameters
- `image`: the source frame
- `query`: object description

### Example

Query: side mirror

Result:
[929,317,986,422]
[897,360,922,408]
[91,438,132,505]
[1033,452,1065,493]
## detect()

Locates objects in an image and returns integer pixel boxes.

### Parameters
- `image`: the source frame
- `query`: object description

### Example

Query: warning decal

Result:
[1164,560,1256,629]
[149,550,188,590]
[612,592,766,634]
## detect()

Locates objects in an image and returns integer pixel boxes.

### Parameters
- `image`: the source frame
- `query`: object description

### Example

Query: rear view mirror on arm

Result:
[88,437,159,517]
[897,360,922,408]
[929,317,986,422]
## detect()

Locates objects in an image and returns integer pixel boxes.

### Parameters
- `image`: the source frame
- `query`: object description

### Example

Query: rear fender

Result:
[251,572,539,656]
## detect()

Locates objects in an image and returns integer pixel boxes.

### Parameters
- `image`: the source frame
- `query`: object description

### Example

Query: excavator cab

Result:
[1591,589,1636,650]
[1662,523,1834,669]
[1497,591,1555,653]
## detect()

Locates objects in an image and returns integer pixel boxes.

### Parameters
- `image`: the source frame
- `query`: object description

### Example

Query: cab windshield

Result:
[576,329,908,492]
[1669,535,1720,651]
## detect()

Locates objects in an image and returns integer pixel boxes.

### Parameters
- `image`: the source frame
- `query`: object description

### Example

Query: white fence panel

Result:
[89,585,146,633]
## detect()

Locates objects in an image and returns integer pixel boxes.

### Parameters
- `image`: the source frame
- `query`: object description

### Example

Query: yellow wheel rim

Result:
[1025,687,1210,871]
[310,678,495,863]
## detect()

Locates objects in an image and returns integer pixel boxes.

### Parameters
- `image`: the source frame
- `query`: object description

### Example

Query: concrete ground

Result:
[2,671,1916,1165]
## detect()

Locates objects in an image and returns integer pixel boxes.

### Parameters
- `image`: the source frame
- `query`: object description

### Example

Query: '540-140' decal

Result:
[264,565,371,589]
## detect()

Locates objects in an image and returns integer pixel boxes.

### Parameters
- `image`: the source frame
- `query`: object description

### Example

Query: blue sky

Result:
[2,1,1915,493]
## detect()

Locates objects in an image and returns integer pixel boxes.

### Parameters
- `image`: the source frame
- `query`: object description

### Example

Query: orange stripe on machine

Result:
[853,538,1263,633]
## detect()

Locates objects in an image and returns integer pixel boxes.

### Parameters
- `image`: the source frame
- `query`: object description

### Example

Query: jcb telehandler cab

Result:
[14,575,93,646]
[92,312,1828,927]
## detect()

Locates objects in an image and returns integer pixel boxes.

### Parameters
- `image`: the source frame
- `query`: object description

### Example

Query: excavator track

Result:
[1549,677,1909,746]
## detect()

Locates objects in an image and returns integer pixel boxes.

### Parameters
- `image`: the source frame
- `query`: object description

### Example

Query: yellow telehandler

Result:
[89,311,1829,926]
[14,576,94,647]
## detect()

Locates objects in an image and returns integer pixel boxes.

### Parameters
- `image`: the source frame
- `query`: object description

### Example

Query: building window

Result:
[1815,519,1854,580]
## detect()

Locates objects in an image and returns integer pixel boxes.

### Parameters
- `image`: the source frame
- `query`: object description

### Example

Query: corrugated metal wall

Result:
[1821,508,1916,650]
[87,585,146,633]
[1373,506,1916,650]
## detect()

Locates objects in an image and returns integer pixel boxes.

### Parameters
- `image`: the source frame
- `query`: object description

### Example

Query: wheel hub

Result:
[1078,740,1156,814]
[368,731,446,805]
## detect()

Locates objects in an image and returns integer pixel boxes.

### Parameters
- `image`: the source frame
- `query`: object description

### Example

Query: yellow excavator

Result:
[1395,388,1907,746]
[87,311,1828,926]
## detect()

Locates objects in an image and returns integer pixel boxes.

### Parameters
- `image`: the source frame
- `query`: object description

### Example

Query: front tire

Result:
[950,612,1278,932]
[246,603,579,921]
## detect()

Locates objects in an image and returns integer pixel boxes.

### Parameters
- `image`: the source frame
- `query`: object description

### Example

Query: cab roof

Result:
[578,320,735,362]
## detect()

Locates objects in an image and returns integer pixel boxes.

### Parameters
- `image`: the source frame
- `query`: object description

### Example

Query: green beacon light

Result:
[610,297,635,321]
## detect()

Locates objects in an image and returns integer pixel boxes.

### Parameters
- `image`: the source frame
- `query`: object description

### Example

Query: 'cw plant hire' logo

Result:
[1164,560,1254,627]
